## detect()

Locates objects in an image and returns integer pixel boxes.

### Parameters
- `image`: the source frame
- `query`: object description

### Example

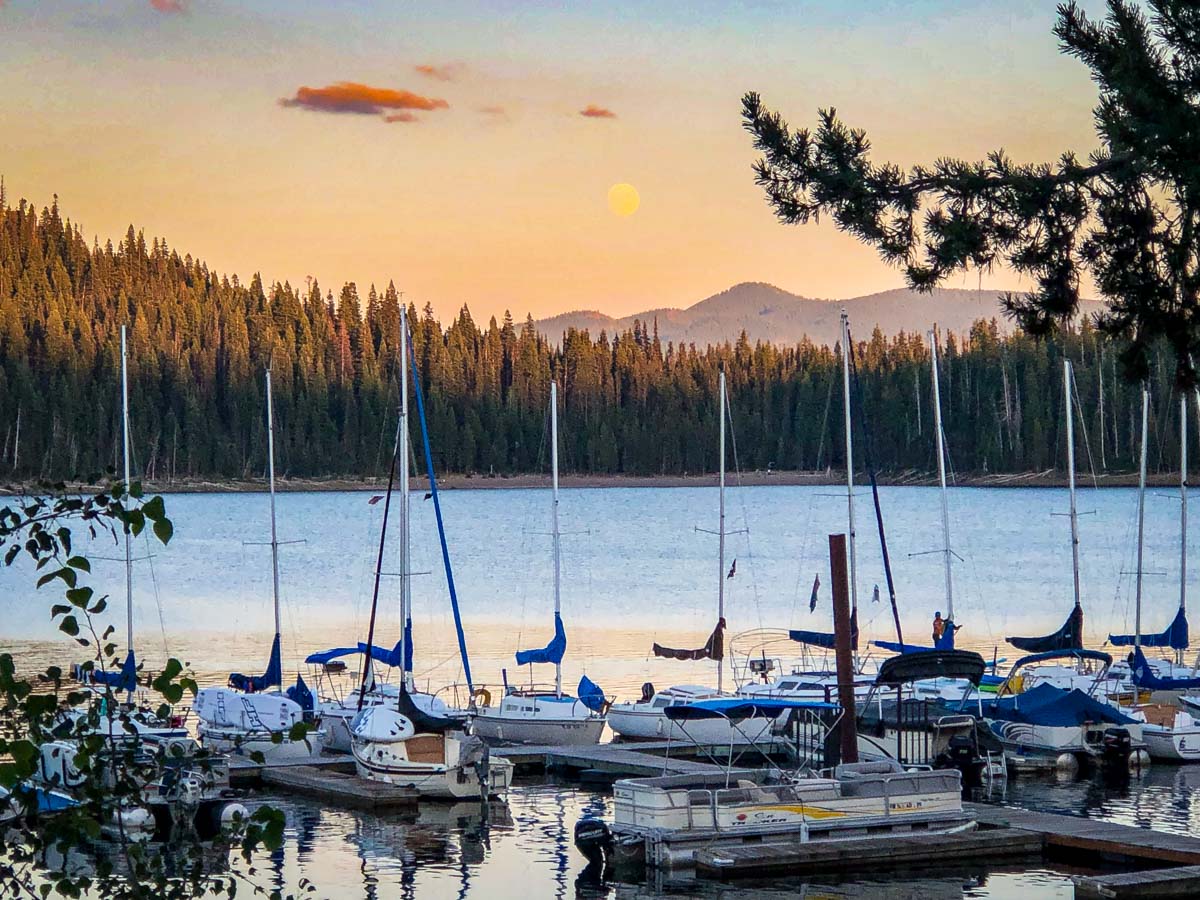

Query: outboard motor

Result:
[1101,727,1133,768]
[934,734,984,790]
[574,817,614,868]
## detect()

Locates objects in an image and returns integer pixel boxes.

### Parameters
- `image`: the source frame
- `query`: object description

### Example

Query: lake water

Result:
[5,484,1200,898]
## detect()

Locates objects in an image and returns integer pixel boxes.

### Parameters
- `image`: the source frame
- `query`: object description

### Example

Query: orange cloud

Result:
[580,104,616,119]
[414,63,464,82]
[150,0,185,11]
[384,112,419,124]
[279,82,449,119]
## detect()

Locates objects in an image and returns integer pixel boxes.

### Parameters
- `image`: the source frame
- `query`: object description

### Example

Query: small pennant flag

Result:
[727,559,737,579]
[367,495,385,506]
[809,574,820,612]
[872,584,881,604]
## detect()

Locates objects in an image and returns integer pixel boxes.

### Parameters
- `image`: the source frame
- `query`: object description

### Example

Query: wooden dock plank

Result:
[491,742,735,776]
[260,766,417,809]
[695,828,1043,879]
[1074,865,1200,899]
[967,804,1200,866]
[227,755,355,787]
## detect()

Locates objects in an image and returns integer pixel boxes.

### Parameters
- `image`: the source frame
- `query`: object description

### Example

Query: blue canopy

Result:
[578,675,606,713]
[981,682,1136,727]
[516,612,567,666]
[92,649,138,694]
[306,638,406,667]
[663,697,840,721]
[1128,645,1200,690]
[1109,607,1189,651]
[229,633,282,693]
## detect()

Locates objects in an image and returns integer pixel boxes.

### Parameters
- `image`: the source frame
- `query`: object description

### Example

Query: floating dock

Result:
[492,740,758,777]
[228,755,355,788]
[1074,865,1200,899]
[260,765,418,810]
[694,827,1043,878]
[967,804,1200,866]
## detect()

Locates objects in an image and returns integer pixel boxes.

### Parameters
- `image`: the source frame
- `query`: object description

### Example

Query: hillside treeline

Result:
[0,192,1189,482]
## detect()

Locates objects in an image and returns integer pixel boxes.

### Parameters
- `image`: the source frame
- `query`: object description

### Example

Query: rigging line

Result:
[846,324,903,646]
[725,384,764,631]
[140,527,170,658]
[813,368,836,472]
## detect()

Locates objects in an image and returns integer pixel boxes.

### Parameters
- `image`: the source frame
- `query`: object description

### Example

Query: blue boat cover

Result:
[664,697,841,721]
[287,673,315,713]
[1128,645,1200,690]
[92,649,138,693]
[229,633,282,692]
[516,612,567,666]
[874,620,958,654]
[789,609,859,650]
[578,675,606,713]
[981,682,1136,727]
[1007,603,1084,652]
[1109,607,1189,651]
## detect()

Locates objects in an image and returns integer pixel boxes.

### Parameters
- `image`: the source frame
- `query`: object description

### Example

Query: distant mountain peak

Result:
[535,283,1099,347]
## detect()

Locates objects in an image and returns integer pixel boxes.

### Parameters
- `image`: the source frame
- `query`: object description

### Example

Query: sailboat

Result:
[309,305,456,754]
[1115,388,1200,760]
[68,325,187,744]
[607,370,773,745]
[472,382,607,745]
[1005,359,1086,656]
[873,326,962,659]
[193,368,322,761]
[348,307,514,799]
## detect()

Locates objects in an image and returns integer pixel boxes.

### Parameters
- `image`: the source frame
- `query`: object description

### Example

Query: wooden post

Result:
[830,533,859,764]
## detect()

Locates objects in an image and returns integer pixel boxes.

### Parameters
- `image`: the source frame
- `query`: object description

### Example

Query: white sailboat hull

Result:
[607,705,773,745]
[472,712,604,746]
[1142,722,1200,762]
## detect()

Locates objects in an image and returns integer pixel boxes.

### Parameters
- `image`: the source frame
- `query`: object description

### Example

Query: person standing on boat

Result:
[932,612,945,644]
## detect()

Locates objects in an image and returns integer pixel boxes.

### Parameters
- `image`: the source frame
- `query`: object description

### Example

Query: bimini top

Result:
[981,682,1136,727]
[875,649,986,687]
[663,697,840,722]
[1009,648,1112,671]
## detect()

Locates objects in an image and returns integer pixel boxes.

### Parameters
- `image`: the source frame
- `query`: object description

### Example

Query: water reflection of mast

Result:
[553,791,568,900]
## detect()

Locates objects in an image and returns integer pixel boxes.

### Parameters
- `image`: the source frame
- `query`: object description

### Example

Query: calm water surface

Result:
[5,485,1199,898]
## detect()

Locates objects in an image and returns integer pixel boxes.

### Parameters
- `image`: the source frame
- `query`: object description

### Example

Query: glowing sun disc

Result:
[608,183,640,216]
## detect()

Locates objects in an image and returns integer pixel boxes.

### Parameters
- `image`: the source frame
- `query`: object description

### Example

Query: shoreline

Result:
[0,468,1176,495]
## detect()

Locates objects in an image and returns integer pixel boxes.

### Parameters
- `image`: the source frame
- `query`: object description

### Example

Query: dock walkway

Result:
[228,755,354,788]
[967,804,1200,866]
[492,742,746,777]
[260,766,418,810]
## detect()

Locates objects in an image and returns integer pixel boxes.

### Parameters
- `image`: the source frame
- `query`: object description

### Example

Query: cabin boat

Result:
[350,701,513,800]
[607,684,774,745]
[472,383,608,745]
[193,371,320,762]
[578,759,970,870]
[347,306,513,799]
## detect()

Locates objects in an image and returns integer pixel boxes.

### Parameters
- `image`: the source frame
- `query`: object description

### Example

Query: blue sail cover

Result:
[578,675,606,713]
[516,612,567,666]
[229,633,282,692]
[1128,645,1200,690]
[305,638,407,667]
[874,621,958,655]
[981,682,1137,727]
[789,610,858,650]
[286,674,315,714]
[92,649,138,693]
[1109,607,1189,651]
[1008,603,1084,653]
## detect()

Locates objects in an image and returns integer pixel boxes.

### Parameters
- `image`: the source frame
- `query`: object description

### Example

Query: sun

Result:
[607,183,640,217]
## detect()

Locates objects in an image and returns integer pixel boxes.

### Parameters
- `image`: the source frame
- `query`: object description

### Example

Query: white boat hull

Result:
[197,724,323,762]
[472,713,604,746]
[607,705,773,744]
[1142,724,1200,762]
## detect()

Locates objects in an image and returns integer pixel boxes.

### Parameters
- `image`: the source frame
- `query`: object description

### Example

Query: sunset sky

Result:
[2,1,1106,321]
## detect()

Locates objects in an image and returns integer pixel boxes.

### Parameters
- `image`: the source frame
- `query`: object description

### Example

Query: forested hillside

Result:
[0,191,1186,482]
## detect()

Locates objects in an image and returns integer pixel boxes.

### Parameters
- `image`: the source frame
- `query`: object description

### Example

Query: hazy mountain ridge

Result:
[536,282,1104,346]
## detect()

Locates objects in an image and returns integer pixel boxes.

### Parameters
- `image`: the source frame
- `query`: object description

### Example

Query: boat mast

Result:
[1135,384,1150,653]
[717,368,727,693]
[550,380,562,698]
[265,369,282,646]
[120,326,134,664]
[1065,360,1082,614]
[929,328,953,622]
[839,312,859,619]
[399,304,412,691]
[1180,394,1188,667]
